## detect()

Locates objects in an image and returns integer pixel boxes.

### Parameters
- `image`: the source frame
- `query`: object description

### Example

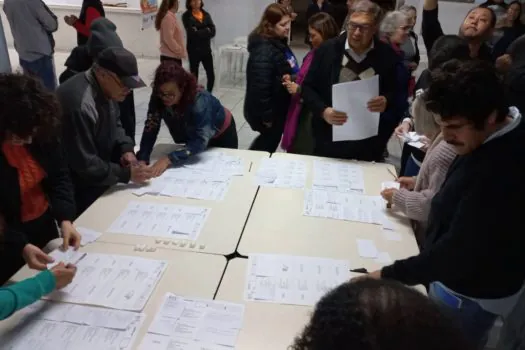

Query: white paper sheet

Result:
[147,293,245,348]
[184,151,244,177]
[139,333,232,350]
[159,169,231,201]
[303,190,385,224]
[2,301,145,350]
[381,181,400,191]
[356,239,378,258]
[313,160,365,193]
[244,254,351,306]
[78,227,102,246]
[332,76,380,141]
[254,158,307,189]
[45,252,166,311]
[408,141,425,149]
[47,247,87,269]
[108,201,210,241]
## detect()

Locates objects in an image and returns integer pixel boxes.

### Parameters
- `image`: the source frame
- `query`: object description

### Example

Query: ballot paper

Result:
[254,158,308,189]
[146,293,245,348]
[244,254,351,306]
[45,252,166,311]
[303,190,385,224]
[313,160,365,193]
[408,141,426,149]
[332,76,380,141]
[108,201,210,241]
[139,333,232,350]
[47,247,86,269]
[2,301,145,350]
[78,227,102,246]
[184,151,245,177]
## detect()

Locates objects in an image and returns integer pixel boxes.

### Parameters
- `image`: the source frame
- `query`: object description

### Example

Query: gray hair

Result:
[349,0,382,23]
[411,93,440,138]
[399,4,417,15]
[379,11,408,38]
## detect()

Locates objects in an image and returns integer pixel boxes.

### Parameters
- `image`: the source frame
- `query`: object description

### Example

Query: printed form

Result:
[244,254,351,306]
[313,160,365,193]
[254,158,308,189]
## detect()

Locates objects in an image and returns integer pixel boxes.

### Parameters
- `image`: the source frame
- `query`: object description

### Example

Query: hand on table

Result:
[23,244,54,270]
[150,156,172,177]
[380,188,397,204]
[121,152,138,167]
[397,176,416,190]
[131,163,153,183]
[63,15,78,26]
[60,221,81,250]
[367,96,387,113]
[51,262,77,289]
[323,107,348,125]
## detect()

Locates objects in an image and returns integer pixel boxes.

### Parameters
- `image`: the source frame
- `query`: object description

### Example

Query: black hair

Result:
[290,279,473,350]
[0,73,61,143]
[425,59,508,129]
[186,0,203,11]
[508,1,523,27]
[472,5,498,28]
[428,35,471,70]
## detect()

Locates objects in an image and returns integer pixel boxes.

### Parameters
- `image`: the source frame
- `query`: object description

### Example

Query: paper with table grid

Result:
[312,160,365,193]
[254,158,308,188]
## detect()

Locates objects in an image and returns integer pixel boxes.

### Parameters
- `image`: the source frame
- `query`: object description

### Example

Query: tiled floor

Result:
[7,45,420,169]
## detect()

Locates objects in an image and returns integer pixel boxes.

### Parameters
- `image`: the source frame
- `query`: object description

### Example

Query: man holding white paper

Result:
[302,0,409,161]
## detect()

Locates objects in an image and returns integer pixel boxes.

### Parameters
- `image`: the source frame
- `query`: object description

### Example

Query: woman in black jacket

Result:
[0,74,80,284]
[492,1,525,60]
[244,3,298,152]
[182,0,216,92]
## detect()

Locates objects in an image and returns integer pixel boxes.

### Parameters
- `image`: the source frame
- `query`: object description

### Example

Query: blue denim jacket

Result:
[137,90,226,164]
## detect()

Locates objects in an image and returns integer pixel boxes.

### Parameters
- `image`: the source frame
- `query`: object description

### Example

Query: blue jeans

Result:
[429,282,498,349]
[19,55,56,90]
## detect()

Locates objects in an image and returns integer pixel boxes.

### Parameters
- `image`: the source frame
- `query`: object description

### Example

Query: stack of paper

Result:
[255,158,308,189]
[313,160,365,193]
[2,301,145,350]
[244,254,351,306]
[303,190,385,224]
[108,201,211,241]
[46,252,167,311]
[139,293,245,349]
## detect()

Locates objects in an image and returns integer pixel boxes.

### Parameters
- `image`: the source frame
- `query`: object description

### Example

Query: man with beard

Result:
[422,0,496,61]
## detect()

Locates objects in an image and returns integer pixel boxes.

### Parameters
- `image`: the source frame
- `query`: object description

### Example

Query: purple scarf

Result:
[281,50,315,151]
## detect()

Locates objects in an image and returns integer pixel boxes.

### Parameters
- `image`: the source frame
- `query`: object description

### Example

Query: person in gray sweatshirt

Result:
[3,0,58,89]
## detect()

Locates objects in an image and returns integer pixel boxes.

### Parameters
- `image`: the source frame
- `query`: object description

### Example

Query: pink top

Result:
[159,11,187,59]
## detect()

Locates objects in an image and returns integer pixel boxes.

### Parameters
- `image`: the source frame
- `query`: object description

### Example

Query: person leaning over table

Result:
[0,73,81,285]
[359,60,525,348]
[57,47,152,217]
[136,62,238,176]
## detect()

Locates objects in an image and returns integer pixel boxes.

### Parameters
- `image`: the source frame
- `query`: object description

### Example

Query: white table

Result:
[239,153,420,271]
[76,147,269,256]
[216,258,312,350]
[2,242,227,349]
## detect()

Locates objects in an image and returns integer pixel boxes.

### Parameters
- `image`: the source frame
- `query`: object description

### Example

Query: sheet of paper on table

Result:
[2,300,145,350]
[45,252,166,311]
[47,247,87,269]
[140,333,232,350]
[332,75,379,141]
[244,254,351,306]
[313,160,365,193]
[303,189,385,224]
[108,201,210,241]
[78,226,103,246]
[184,151,245,177]
[143,293,245,348]
[254,158,308,189]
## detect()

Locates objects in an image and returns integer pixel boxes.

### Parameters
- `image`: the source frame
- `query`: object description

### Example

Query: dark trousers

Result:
[160,55,182,65]
[188,50,215,92]
[249,119,285,153]
[208,118,238,149]
[119,92,136,143]
[74,185,109,219]
[0,211,59,285]
[19,55,56,90]
[400,142,426,176]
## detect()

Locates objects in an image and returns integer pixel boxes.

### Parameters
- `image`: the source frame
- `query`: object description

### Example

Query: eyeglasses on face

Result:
[348,22,373,33]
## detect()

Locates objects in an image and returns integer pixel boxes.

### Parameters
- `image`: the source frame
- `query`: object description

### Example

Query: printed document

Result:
[255,158,307,189]
[313,160,365,193]
[140,333,232,350]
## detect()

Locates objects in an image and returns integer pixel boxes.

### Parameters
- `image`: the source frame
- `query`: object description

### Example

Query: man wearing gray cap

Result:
[57,46,151,217]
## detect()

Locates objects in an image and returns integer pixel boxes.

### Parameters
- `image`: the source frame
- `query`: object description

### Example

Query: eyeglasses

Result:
[348,22,373,33]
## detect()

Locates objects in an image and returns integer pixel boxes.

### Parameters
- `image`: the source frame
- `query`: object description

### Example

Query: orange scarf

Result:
[192,9,204,22]
[2,142,49,222]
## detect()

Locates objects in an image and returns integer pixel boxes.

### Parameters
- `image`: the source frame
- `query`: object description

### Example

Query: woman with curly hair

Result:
[0,73,80,285]
[291,279,474,350]
[137,61,238,176]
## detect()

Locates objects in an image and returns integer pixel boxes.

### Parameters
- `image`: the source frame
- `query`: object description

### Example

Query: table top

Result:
[238,153,420,271]
[215,258,312,350]
[3,242,227,350]
[75,147,269,256]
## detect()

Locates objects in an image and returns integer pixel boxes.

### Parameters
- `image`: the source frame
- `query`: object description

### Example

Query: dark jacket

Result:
[77,0,105,45]
[181,10,216,54]
[301,33,408,161]
[244,34,293,131]
[492,24,525,60]
[0,142,76,244]
[57,70,134,191]
[383,126,525,299]
[306,1,334,21]
[137,90,228,164]
[506,35,525,128]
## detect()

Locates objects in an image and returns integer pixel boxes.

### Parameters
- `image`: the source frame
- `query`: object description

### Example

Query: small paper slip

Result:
[357,239,378,258]
[381,181,400,191]
[382,229,403,241]
[47,247,86,269]
[332,75,380,141]
[381,217,396,231]
[408,141,425,149]
[375,252,393,265]
[78,226,102,246]
[401,131,421,142]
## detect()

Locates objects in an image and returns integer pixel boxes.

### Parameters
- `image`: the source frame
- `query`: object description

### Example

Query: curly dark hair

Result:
[425,59,508,129]
[290,279,473,350]
[0,73,62,143]
[152,61,197,114]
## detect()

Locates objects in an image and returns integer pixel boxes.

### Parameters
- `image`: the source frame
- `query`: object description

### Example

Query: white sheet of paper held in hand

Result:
[332,75,380,142]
